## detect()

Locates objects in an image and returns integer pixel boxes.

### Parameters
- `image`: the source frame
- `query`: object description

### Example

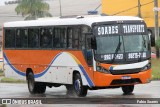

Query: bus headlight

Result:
[141,63,151,72]
[96,66,111,74]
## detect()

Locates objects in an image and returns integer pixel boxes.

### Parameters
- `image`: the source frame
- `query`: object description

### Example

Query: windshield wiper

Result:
[111,35,122,63]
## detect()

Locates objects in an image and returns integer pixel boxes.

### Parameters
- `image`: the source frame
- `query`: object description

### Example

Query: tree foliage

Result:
[155,38,160,48]
[15,0,52,20]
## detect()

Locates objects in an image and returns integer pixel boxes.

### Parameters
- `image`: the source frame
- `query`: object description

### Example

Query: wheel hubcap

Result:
[74,79,81,92]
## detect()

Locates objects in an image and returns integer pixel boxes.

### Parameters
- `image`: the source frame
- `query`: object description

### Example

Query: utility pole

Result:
[59,0,62,16]
[154,0,159,58]
[138,0,142,17]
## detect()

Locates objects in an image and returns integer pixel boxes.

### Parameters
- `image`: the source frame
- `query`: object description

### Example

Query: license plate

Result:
[121,76,131,80]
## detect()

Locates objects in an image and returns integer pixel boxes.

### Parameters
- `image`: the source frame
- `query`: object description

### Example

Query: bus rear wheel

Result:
[121,85,134,95]
[73,73,88,97]
[27,72,46,94]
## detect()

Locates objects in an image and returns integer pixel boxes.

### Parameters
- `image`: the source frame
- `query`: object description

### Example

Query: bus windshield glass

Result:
[95,35,124,54]
[96,34,149,54]
[123,34,149,52]
[94,22,151,63]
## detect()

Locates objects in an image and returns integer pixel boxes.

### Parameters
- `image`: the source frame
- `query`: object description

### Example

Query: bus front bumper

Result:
[93,69,152,87]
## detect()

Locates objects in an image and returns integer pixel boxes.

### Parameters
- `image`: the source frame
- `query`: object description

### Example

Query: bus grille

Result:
[110,78,142,85]
[110,68,141,75]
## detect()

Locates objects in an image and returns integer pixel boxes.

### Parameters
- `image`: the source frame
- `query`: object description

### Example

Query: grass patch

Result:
[0,77,26,83]
[0,70,26,83]
[151,58,160,80]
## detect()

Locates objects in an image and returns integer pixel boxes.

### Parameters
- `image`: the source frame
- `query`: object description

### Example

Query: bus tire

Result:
[73,73,88,97]
[27,72,46,94]
[121,85,134,95]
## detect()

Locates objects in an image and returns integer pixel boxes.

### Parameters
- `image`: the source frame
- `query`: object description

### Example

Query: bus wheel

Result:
[27,72,46,94]
[73,73,88,97]
[121,85,134,95]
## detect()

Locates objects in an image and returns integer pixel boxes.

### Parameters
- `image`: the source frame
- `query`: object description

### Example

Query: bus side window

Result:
[5,29,15,48]
[73,27,80,49]
[28,29,39,48]
[53,28,60,48]
[67,28,73,49]
[16,29,21,48]
[15,29,28,48]
[61,28,67,48]
[22,29,28,48]
[40,28,52,48]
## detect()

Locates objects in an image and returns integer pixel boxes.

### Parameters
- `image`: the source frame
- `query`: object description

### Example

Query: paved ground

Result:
[0,81,159,98]
[0,81,160,106]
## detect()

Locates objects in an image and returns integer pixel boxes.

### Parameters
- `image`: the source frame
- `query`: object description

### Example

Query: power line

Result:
[112,1,154,16]
[112,6,138,16]
[94,4,101,11]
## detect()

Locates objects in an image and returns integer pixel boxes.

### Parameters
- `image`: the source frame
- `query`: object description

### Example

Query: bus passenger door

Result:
[85,35,93,67]
[81,26,94,85]
[84,35,95,84]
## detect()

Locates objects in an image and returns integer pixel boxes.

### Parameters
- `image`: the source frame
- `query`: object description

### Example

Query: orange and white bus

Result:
[3,15,151,97]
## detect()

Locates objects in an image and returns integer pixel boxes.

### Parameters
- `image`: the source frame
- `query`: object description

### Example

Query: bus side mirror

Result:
[91,37,97,50]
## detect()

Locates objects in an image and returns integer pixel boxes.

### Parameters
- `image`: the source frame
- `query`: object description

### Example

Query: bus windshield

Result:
[95,34,150,54]
[93,23,151,63]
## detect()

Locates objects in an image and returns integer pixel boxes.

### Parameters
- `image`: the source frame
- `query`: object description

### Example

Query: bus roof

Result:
[3,15,143,28]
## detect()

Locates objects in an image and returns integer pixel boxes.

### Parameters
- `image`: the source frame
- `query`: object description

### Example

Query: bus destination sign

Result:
[122,24,145,34]
[97,25,119,36]
[96,24,146,36]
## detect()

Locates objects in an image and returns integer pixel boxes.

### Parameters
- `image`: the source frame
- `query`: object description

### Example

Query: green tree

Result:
[15,0,52,20]
[156,38,160,48]
[155,38,160,58]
